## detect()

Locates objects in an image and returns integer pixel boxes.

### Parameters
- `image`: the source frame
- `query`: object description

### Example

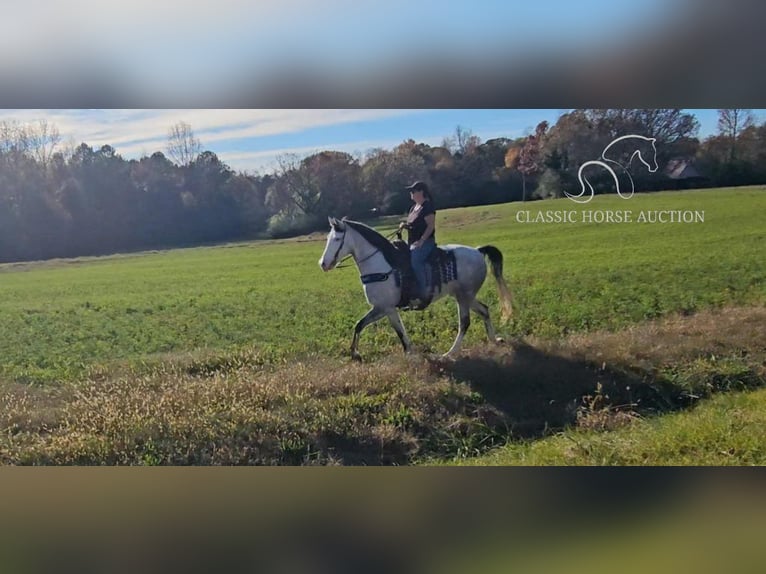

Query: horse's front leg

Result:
[351,307,386,361]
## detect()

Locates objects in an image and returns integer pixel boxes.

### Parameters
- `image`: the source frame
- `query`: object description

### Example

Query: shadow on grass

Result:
[436,339,764,440]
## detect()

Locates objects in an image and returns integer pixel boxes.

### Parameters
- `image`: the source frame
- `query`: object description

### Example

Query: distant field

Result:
[0,186,762,385]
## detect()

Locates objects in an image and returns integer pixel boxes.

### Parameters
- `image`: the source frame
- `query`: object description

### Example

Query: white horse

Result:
[318,217,513,360]
[565,134,659,204]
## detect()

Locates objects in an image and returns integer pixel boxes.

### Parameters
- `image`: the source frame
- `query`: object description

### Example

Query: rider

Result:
[399,181,437,308]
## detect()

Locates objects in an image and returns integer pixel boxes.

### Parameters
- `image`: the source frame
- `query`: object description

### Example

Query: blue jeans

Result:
[410,238,436,299]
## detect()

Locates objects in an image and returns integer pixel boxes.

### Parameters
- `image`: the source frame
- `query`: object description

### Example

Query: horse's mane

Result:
[343,220,400,266]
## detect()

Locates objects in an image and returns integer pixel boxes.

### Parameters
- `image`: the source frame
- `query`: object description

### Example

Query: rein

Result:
[335,229,400,270]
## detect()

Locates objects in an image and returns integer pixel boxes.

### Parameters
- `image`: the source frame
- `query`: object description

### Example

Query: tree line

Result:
[0,110,764,263]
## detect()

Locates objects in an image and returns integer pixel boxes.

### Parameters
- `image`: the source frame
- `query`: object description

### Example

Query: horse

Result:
[565,134,659,204]
[318,217,513,360]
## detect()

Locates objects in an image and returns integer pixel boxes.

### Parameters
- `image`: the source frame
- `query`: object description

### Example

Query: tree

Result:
[166,121,202,166]
[518,121,548,201]
[584,109,698,144]
[27,119,61,168]
[443,125,482,156]
[362,147,427,215]
[583,109,699,166]
[698,115,764,187]
[717,109,755,161]
[274,153,322,215]
[541,110,701,196]
[300,151,364,217]
[0,120,30,164]
[504,146,521,171]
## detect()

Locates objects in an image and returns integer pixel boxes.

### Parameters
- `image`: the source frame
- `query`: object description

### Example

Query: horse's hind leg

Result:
[444,298,471,358]
[351,307,386,361]
[386,310,412,354]
[470,299,504,343]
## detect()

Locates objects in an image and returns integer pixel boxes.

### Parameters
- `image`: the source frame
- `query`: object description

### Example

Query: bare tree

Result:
[717,109,755,161]
[0,120,30,157]
[166,121,202,166]
[27,119,61,168]
[0,119,61,168]
[442,125,481,155]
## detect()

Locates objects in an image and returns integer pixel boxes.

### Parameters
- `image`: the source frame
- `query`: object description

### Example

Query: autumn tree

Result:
[518,121,548,201]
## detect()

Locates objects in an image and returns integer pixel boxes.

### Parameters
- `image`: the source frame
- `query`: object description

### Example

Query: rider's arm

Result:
[418,213,436,244]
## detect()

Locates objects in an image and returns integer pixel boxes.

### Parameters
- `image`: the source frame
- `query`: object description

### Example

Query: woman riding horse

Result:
[400,181,437,309]
[318,214,513,360]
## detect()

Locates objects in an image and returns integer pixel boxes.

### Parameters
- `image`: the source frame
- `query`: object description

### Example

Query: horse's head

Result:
[603,135,659,174]
[318,217,352,272]
[635,137,659,173]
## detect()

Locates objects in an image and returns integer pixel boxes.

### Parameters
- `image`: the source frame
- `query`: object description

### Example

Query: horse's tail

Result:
[478,245,513,321]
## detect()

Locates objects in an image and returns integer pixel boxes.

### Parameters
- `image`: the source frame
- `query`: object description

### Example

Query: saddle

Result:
[390,239,458,310]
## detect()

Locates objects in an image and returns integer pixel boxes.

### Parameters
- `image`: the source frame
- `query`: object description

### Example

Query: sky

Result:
[1,0,677,97]
[0,0,759,111]
[2,109,761,176]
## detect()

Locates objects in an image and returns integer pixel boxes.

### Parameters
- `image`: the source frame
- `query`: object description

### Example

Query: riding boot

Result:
[409,290,432,311]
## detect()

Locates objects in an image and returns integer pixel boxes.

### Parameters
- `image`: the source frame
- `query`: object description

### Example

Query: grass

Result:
[0,354,508,465]
[1,304,764,465]
[0,186,763,385]
[437,304,766,465]
[0,186,764,464]
[456,387,766,466]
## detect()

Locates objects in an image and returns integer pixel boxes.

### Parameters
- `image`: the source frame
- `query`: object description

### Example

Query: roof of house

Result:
[665,158,704,180]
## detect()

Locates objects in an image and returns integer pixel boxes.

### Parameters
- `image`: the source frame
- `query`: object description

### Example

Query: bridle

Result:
[328,228,348,269]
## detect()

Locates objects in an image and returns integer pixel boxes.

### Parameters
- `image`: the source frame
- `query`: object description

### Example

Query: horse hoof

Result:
[495,336,505,344]
[351,352,362,362]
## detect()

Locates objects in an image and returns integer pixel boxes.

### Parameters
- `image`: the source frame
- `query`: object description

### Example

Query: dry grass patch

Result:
[2,306,764,465]
[1,355,506,465]
[544,306,766,369]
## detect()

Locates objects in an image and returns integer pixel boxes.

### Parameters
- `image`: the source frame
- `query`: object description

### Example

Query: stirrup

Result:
[408,297,431,311]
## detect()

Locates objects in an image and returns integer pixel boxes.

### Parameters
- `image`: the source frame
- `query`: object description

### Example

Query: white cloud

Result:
[0,109,437,173]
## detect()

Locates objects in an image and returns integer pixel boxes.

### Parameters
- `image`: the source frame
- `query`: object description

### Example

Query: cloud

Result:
[0,109,423,168]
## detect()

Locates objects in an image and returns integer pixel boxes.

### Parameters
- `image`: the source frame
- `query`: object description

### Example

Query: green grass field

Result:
[1,186,763,384]
[0,187,764,464]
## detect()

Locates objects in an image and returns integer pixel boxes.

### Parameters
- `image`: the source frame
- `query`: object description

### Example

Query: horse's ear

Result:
[329,217,345,232]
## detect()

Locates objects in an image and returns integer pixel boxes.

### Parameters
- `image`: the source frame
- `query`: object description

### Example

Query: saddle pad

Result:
[428,248,458,292]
